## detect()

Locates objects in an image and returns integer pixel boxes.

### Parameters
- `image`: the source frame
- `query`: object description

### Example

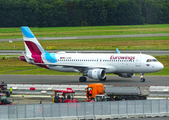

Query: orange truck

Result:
[86,83,149,101]
[86,83,107,102]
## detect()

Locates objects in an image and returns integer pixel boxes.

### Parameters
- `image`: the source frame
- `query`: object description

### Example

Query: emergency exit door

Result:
[135,56,142,67]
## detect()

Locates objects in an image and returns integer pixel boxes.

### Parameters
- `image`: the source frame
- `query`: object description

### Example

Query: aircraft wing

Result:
[34,63,108,69]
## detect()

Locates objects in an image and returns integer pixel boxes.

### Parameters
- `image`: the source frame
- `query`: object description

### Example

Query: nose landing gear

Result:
[140,73,145,82]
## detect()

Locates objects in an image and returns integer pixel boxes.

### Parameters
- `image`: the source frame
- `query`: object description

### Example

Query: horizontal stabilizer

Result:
[22,52,34,63]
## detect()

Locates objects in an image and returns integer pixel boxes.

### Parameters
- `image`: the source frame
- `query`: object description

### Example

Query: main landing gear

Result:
[79,76,107,82]
[140,73,145,82]
[79,76,87,82]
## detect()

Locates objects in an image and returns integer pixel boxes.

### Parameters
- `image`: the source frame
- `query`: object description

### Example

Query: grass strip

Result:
[0,24,169,39]
[0,36,169,50]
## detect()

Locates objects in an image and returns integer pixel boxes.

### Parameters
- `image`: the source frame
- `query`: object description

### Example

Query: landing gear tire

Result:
[79,77,87,82]
[140,78,145,82]
[140,73,145,82]
[100,76,106,81]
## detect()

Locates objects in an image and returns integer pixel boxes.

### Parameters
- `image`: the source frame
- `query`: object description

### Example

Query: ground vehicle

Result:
[0,93,13,105]
[86,83,106,101]
[86,83,149,101]
[105,86,149,100]
[53,88,78,103]
[94,95,107,102]
[0,81,10,97]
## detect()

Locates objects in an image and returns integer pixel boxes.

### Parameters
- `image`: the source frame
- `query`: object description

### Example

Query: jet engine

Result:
[117,73,135,78]
[87,69,106,80]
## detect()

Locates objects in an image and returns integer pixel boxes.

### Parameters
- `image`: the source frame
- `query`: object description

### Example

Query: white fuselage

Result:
[42,52,164,74]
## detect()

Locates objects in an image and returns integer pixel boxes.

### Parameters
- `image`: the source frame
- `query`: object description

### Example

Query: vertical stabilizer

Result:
[21,26,45,56]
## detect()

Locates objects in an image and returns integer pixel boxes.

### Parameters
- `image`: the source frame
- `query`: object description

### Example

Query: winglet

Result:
[116,48,120,54]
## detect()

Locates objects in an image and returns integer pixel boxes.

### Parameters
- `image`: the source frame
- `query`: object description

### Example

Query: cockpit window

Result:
[146,59,158,62]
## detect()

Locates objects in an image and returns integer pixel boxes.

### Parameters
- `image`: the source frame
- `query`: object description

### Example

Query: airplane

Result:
[19,26,164,82]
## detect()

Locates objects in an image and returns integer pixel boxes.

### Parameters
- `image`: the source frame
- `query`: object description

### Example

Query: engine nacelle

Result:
[118,73,135,78]
[87,69,106,80]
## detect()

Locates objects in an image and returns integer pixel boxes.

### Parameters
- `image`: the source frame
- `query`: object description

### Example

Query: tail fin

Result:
[21,26,46,56]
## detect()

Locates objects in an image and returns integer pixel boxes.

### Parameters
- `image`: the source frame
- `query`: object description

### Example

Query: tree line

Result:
[0,0,169,27]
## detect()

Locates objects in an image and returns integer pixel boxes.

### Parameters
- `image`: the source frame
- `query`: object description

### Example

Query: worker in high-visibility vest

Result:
[10,87,12,95]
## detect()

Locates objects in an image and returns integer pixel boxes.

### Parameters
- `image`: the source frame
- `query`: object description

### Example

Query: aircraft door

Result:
[135,56,142,67]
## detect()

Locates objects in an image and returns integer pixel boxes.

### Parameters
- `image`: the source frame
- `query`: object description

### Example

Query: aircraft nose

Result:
[158,62,164,71]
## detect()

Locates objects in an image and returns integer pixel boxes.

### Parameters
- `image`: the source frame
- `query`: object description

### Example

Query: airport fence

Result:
[0,99,169,120]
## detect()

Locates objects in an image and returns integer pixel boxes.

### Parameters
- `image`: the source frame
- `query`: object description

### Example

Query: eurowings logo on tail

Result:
[21,26,45,56]
[21,26,57,64]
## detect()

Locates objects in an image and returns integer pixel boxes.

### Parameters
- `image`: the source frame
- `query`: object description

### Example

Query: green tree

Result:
[104,0,118,25]
[161,0,169,23]
[52,0,68,26]
[86,0,107,26]
[142,0,159,24]
[0,0,169,27]
[116,0,144,25]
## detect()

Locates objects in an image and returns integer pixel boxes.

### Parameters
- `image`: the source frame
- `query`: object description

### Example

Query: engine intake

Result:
[87,69,106,80]
[118,73,135,78]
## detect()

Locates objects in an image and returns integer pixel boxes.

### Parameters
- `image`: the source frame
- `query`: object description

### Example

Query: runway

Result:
[1,75,169,86]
